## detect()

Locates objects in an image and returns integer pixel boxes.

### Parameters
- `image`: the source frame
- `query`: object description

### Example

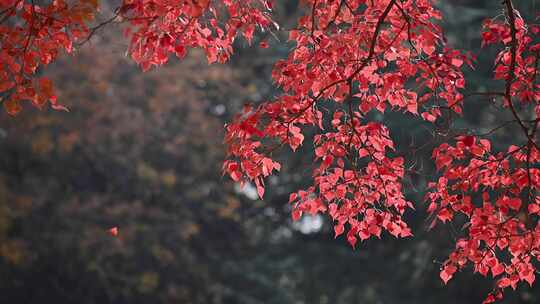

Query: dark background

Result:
[0,1,538,303]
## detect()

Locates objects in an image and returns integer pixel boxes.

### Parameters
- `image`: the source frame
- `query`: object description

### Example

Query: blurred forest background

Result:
[0,1,538,303]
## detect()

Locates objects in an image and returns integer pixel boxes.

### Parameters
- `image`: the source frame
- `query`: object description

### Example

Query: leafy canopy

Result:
[1,0,539,302]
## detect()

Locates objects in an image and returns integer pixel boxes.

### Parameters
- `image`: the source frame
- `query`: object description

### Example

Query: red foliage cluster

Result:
[122,0,276,69]
[0,0,274,112]
[223,1,539,302]
[1,0,539,302]
[0,0,95,113]
[224,0,470,249]
[427,3,540,300]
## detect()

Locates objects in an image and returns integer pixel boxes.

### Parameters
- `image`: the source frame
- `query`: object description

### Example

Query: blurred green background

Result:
[0,1,538,303]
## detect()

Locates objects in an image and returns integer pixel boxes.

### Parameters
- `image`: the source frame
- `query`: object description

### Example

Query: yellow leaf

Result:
[137,162,159,182]
[160,170,177,187]
[138,272,159,293]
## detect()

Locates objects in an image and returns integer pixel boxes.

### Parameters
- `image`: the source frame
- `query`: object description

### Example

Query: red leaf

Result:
[440,265,457,284]
[108,227,119,237]
[334,224,344,238]
[463,135,475,147]
[4,98,22,116]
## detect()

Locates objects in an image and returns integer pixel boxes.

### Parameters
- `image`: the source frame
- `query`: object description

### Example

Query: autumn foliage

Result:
[1,0,539,302]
